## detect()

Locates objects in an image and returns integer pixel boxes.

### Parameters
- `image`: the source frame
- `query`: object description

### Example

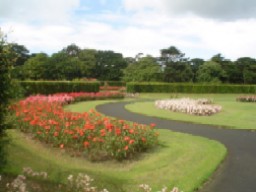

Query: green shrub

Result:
[101,81,126,86]
[126,82,256,93]
[20,81,100,96]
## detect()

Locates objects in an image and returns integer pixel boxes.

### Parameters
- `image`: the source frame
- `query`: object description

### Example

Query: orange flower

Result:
[83,141,90,148]
[100,129,106,136]
[60,144,64,149]
[129,139,135,145]
[129,129,134,134]
[53,131,59,137]
[124,136,130,141]
[124,145,129,151]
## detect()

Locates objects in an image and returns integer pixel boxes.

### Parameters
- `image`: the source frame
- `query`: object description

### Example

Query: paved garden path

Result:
[96,100,256,192]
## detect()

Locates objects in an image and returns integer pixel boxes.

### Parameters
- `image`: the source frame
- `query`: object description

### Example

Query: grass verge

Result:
[125,94,256,130]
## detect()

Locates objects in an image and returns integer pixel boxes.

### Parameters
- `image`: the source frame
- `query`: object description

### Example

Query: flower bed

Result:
[236,95,256,102]
[155,98,222,116]
[2,167,181,192]
[11,93,158,161]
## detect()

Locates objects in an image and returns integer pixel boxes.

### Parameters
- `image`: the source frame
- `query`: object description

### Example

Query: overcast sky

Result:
[1,0,256,60]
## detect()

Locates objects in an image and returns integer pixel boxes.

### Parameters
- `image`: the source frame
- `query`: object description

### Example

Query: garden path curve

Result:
[96,100,256,192]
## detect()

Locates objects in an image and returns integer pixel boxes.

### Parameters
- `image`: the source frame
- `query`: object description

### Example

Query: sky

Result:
[1,0,256,60]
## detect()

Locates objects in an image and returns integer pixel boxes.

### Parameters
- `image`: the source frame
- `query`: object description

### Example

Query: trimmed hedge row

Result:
[20,81,100,96]
[100,81,126,86]
[127,82,256,93]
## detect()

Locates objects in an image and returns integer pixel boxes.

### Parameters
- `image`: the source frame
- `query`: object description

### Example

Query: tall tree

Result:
[161,46,193,82]
[9,43,30,66]
[22,53,49,80]
[196,61,227,83]
[160,46,185,63]
[123,56,162,82]
[93,51,127,81]
[78,49,97,78]
[190,58,205,82]
[45,52,84,80]
[235,57,256,84]
[61,43,81,57]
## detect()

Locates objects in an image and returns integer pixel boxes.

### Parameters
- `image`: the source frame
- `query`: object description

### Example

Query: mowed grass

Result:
[2,100,226,192]
[125,94,256,130]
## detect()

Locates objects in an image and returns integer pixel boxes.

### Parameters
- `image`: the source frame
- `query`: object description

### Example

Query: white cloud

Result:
[1,0,256,60]
[123,0,256,20]
[0,0,80,23]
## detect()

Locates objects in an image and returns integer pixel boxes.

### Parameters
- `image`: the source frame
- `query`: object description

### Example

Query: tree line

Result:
[10,43,256,84]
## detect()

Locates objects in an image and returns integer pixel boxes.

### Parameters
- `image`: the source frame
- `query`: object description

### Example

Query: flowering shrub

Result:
[155,98,222,116]
[1,168,182,192]
[236,95,256,102]
[11,94,158,161]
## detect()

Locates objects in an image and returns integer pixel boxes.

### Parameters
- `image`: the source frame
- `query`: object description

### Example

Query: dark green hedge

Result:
[127,82,256,93]
[20,81,100,96]
[100,81,126,86]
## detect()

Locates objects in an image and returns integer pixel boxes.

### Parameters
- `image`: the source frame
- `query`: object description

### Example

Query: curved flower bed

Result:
[155,98,222,116]
[11,93,158,161]
[236,95,256,102]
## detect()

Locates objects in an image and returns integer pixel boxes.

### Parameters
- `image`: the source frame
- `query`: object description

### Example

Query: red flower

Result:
[124,145,129,151]
[150,123,156,128]
[60,144,64,149]
[129,139,135,145]
[124,136,130,141]
[129,129,134,134]
[115,128,121,136]
[53,131,59,137]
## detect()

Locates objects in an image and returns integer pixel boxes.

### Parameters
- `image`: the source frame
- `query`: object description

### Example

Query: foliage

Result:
[126,82,256,93]
[196,61,227,83]
[93,51,128,81]
[0,30,18,171]
[123,56,162,82]
[163,62,193,82]
[19,81,100,96]
[20,53,49,80]
[11,94,158,161]
[9,43,30,66]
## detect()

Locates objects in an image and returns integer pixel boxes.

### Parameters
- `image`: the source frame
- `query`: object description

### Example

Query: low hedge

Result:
[100,81,126,86]
[20,81,100,96]
[126,82,256,93]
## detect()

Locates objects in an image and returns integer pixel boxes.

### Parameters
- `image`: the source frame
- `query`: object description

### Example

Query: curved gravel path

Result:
[96,101,256,192]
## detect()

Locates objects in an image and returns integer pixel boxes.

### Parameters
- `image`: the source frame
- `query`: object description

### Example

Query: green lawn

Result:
[2,100,226,192]
[126,94,256,129]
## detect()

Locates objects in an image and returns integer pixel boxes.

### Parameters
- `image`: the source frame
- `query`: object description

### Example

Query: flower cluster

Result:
[139,184,182,192]
[21,92,124,106]
[11,94,158,161]
[155,98,222,116]
[1,168,182,192]
[236,95,256,102]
